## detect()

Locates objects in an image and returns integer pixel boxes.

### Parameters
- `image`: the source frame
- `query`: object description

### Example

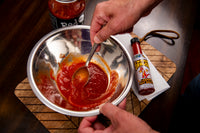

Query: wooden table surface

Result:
[0,0,198,132]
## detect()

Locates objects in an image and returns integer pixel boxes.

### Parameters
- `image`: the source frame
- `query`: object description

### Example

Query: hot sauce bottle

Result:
[48,0,85,29]
[131,37,155,95]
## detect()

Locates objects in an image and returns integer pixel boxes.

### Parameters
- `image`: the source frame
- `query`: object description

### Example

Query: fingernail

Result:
[94,36,101,44]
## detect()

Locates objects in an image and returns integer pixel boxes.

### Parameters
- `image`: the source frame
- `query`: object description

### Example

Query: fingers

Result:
[78,116,97,133]
[100,103,126,127]
[90,2,110,44]
[90,15,108,44]
[93,121,106,130]
[90,11,134,44]
[79,116,97,128]
[78,116,106,133]
[93,21,116,43]
[90,0,137,44]
[118,98,126,110]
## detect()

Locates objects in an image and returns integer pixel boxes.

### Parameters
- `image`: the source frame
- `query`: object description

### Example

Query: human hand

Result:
[90,0,162,44]
[78,99,159,133]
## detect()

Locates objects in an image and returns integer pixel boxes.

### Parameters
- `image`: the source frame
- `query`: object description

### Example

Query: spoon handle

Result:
[85,43,100,67]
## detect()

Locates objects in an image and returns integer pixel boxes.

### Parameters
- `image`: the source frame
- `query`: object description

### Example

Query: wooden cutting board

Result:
[14,34,176,133]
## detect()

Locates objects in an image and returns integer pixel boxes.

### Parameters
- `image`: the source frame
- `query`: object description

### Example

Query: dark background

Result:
[0,0,199,132]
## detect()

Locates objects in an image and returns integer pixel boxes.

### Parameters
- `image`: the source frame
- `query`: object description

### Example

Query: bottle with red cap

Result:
[48,0,85,29]
[131,37,155,95]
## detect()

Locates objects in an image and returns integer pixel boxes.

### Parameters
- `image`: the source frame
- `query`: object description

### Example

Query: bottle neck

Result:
[132,42,142,55]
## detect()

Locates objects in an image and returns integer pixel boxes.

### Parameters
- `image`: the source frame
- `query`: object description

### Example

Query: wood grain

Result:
[14,34,176,132]
[0,0,197,132]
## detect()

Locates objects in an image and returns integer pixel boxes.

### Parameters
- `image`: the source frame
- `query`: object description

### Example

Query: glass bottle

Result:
[131,37,155,95]
[48,0,85,29]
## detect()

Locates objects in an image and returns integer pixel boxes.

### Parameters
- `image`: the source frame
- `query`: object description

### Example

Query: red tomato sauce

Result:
[36,54,119,111]
[48,0,85,20]
[56,61,114,109]
[36,73,69,108]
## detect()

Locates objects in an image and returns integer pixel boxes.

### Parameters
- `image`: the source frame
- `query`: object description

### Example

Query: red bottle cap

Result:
[131,37,142,55]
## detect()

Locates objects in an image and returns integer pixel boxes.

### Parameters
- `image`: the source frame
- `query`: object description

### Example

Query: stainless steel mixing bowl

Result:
[27,25,133,117]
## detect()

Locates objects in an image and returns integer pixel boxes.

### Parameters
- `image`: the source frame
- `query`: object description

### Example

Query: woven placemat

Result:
[14,34,176,133]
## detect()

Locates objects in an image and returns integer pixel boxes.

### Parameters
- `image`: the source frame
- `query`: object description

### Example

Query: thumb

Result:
[100,103,124,125]
[94,20,117,43]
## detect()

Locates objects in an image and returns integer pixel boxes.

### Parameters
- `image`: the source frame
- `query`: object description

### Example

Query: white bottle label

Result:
[133,54,154,91]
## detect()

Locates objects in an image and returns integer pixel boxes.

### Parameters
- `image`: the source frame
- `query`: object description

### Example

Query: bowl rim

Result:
[27,25,133,117]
